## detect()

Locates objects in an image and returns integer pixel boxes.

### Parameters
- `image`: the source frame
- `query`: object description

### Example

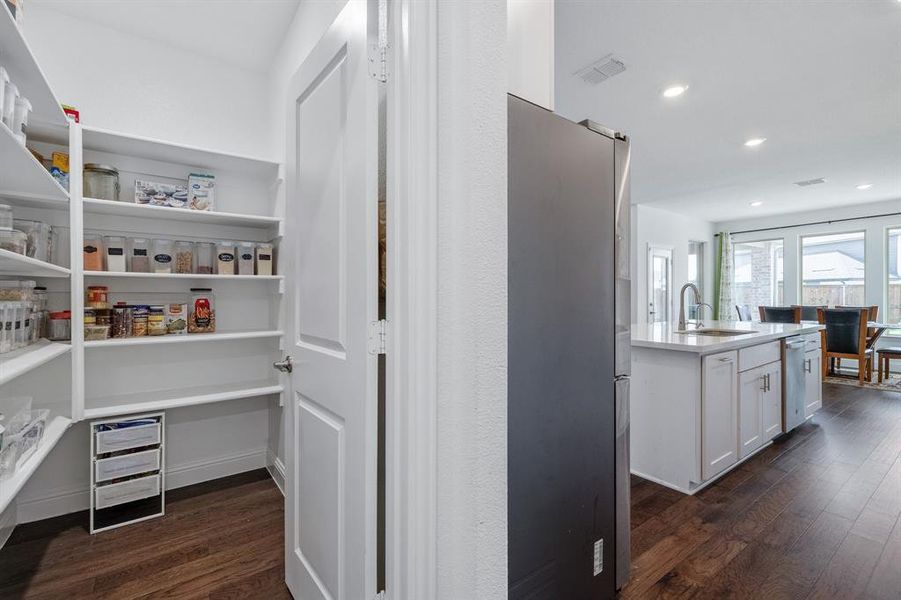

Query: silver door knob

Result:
[273,356,293,373]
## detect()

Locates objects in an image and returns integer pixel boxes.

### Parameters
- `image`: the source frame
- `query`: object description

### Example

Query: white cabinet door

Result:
[762,362,783,442]
[702,351,739,480]
[738,366,764,459]
[804,349,823,417]
[283,2,379,598]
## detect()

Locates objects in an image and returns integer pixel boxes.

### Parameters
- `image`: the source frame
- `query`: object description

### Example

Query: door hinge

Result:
[369,0,389,82]
[368,319,388,355]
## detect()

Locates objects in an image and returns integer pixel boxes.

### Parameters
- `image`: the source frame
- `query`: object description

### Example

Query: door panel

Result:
[283,2,378,599]
[647,246,672,324]
[738,367,763,459]
[762,363,783,441]
[805,349,823,417]
[702,351,738,480]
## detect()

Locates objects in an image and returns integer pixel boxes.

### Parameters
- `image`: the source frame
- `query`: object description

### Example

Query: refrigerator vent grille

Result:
[794,177,827,187]
[575,54,626,85]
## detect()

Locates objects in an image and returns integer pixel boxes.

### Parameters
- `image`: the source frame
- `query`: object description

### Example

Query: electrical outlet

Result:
[593,538,603,576]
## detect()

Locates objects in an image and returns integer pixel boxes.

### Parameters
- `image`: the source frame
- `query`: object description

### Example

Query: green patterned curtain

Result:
[713,232,734,320]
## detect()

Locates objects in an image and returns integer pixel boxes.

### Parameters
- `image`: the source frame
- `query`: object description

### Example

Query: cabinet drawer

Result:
[95,423,161,454]
[803,332,821,351]
[739,341,781,372]
[95,449,160,483]
[95,474,161,509]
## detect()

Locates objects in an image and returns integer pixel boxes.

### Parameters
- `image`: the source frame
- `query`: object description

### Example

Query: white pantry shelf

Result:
[0,416,72,515]
[83,271,281,281]
[83,380,284,419]
[0,339,71,387]
[81,126,281,179]
[0,9,68,127]
[84,329,283,348]
[82,197,282,229]
[0,249,71,278]
[0,122,69,206]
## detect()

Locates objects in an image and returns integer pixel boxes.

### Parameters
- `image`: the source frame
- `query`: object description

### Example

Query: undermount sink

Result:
[676,328,757,337]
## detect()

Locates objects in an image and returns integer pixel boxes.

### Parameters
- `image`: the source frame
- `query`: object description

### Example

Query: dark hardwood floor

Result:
[0,469,291,599]
[623,382,901,600]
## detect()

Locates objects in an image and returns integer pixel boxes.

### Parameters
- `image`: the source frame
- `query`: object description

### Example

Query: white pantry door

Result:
[283,1,379,598]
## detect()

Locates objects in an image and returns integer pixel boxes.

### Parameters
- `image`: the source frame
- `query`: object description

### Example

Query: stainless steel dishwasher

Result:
[783,337,807,432]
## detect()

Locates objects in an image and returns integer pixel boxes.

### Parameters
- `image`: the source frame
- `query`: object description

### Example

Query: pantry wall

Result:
[10,3,302,523]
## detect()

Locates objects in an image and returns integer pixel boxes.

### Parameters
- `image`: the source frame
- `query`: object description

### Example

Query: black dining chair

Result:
[817,307,873,384]
[758,306,800,323]
[735,304,753,321]
[792,305,825,322]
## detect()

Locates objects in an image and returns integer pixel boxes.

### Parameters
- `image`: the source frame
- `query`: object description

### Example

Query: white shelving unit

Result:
[0,339,71,386]
[83,381,284,419]
[0,249,71,278]
[0,416,72,516]
[82,197,282,229]
[84,329,283,348]
[84,271,283,282]
[0,123,69,206]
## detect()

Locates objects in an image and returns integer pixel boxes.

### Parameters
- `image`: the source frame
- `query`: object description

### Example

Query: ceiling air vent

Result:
[575,54,626,85]
[794,177,827,187]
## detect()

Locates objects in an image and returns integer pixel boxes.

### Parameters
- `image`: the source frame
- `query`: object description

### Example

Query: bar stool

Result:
[877,347,901,383]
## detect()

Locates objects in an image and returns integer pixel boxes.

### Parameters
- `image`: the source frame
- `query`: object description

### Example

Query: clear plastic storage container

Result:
[13,220,53,262]
[216,242,235,275]
[129,238,150,272]
[104,236,127,272]
[83,234,104,271]
[195,242,215,274]
[188,288,215,333]
[237,242,255,275]
[256,243,274,276]
[152,239,174,273]
[174,240,194,274]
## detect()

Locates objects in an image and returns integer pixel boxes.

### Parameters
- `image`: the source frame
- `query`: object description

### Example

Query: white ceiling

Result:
[555,0,901,223]
[32,0,301,73]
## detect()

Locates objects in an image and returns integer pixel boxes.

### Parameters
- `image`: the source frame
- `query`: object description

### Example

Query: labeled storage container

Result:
[215,241,235,275]
[256,243,274,276]
[48,311,71,341]
[86,285,109,309]
[110,306,132,338]
[195,242,215,274]
[188,288,215,333]
[95,449,160,483]
[104,236,127,272]
[83,235,104,271]
[237,242,255,275]
[95,474,161,510]
[83,164,120,201]
[152,239,173,273]
[129,238,150,272]
[174,240,194,274]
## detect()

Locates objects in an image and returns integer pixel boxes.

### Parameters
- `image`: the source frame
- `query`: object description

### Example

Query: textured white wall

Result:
[24,4,272,158]
[436,1,508,597]
[507,0,554,110]
[634,204,715,325]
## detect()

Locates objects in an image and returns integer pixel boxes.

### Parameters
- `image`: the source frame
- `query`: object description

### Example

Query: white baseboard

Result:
[17,447,270,524]
[267,449,286,496]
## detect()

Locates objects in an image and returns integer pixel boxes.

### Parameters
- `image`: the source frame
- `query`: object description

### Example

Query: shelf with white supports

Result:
[83,380,284,419]
[82,198,282,230]
[84,330,283,348]
[0,122,69,206]
[0,339,71,387]
[83,271,281,282]
[0,8,69,128]
[80,126,280,179]
[0,249,71,278]
[0,416,72,515]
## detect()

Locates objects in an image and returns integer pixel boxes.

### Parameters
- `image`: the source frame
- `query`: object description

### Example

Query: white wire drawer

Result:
[95,473,161,510]
[94,449,160,483]
[94,423,161,454]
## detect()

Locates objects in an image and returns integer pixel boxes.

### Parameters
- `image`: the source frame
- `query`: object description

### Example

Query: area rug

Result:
[824,373,901,391]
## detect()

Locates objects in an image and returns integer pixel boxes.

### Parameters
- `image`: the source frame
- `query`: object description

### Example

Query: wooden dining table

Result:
[800,320,900,350]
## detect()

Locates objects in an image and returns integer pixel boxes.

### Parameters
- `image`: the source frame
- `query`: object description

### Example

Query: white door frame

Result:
[647,244,674,324]
[385,0,438,598]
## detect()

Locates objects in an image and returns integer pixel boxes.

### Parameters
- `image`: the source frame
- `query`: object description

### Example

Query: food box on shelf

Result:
[187,173,214,211]
[164,303,187,335]
[134,180,189,208]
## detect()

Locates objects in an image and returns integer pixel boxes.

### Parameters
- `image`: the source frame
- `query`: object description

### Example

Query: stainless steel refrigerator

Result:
[508,94,631,599]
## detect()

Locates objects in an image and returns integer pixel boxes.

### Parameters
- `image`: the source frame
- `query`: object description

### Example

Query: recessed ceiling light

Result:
[744,137,767,147]
[749,201,763,207]
[662,84,688,98]
[856,183,873,190]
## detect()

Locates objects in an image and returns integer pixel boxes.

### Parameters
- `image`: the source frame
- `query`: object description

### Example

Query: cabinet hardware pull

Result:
[718,357,732,363]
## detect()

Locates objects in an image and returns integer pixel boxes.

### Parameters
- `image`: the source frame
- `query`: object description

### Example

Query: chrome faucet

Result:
[678,283,705,331]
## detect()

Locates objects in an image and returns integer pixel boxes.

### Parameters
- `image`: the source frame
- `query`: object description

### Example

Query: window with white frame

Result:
[887,228,901,324]
[733,239,784,312]
[801,231,866,307]
[687,240,705,318]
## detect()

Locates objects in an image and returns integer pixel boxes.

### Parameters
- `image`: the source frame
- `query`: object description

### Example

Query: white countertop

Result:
[631,320,823,354]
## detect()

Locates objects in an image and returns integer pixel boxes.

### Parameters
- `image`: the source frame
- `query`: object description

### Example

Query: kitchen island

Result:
[630,320,824,494]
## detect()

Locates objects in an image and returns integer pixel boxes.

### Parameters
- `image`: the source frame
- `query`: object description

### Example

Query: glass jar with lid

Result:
[0,205,26,255]
[86,285,109,309]
[83,164,120,201]
[152,239,174,273]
